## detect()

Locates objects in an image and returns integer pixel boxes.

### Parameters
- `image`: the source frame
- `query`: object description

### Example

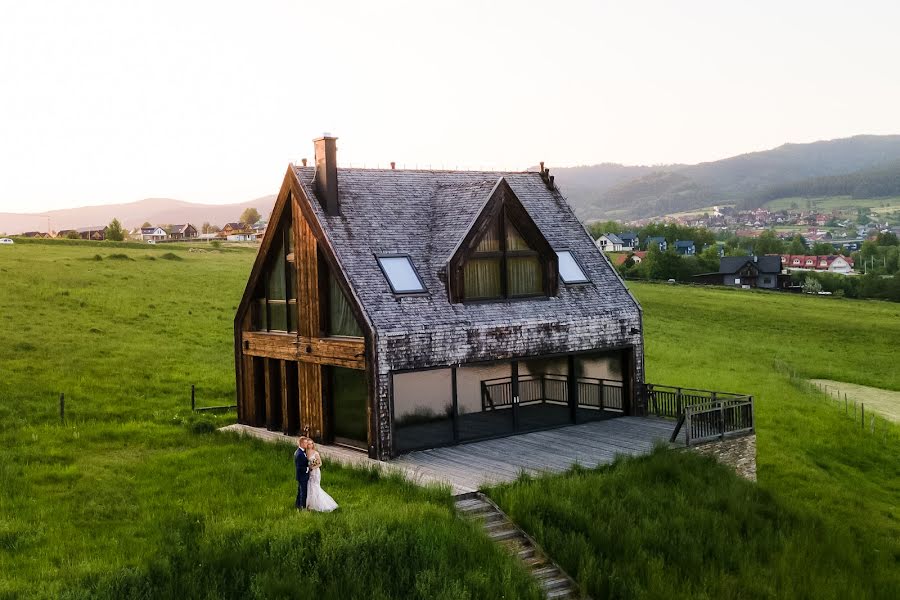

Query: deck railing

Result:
[643,383,748,419]
[482,375,624,413]
[672,397,755,445]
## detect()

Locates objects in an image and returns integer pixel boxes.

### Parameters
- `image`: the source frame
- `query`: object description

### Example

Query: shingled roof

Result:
[292,166,641,340]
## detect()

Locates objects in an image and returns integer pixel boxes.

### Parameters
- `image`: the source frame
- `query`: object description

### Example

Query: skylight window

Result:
[377,255,426,294]
[557,251,589,284]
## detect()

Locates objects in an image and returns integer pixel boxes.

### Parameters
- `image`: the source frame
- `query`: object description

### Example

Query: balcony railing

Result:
[481,375,624,413]
[643,383,755,445]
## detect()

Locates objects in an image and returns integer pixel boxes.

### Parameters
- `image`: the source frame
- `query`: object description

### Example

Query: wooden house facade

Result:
[234,137,645,460]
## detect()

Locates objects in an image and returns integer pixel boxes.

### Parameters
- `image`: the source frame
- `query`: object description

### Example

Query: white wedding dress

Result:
[306,452,339,512]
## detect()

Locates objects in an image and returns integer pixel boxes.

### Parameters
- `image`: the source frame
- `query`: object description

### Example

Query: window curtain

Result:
[464,258,502,298]
[329,274,363,337]
[507,256,542,296]
[505,219,532,251]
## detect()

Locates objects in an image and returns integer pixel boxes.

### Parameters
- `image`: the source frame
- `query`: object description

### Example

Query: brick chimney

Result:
[314,134,339,216]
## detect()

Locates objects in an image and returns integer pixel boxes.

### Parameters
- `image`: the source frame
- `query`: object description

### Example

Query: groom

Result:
[294,436,310,510]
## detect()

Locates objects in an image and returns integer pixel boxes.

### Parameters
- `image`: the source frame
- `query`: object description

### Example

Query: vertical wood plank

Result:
[280,360,289,434]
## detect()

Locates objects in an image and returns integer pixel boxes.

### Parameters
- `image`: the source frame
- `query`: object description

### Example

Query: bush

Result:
[107,254,133,261]
[160,253,182,261]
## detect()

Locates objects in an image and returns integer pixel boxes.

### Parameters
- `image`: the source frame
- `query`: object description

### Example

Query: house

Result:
[20,231,49,238]
[221,222,255,242]
[233,136,645,460]
[618,232,639,250]
[168,224,198,240]
[631,251,647,263]
[674,240,695,256]
[56,226,107,240]
[779,254,854,274]
[645,236,667,252]
[596,233,624,252]
[694,255,786,289]
[140,226,168,242]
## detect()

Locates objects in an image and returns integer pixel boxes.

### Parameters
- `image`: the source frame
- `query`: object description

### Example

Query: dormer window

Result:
[449,178,558,303]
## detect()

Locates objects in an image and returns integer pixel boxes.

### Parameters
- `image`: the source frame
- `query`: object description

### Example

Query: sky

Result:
[2,0,900,213]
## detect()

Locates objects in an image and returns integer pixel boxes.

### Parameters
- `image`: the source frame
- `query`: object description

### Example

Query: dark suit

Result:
[294,446,310,509]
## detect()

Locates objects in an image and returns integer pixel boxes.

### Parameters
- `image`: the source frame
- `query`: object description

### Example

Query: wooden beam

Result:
[242,331,366,370]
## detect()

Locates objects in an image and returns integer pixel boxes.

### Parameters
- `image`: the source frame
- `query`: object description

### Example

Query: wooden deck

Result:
[221,416,678,496]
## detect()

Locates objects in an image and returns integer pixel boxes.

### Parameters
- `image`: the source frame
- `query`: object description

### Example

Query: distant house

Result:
[20,231,49,238]
[219,222,253,241]
[168,224,198,240]
[596,233,624,252]
[694,256,786,289]
[141,226,168,242]
[631,251,647,263]
[779,254,854,274]
[645,236,667,252]
[674,240,695,256]
[618,232,639,251]
[57,226,107,240]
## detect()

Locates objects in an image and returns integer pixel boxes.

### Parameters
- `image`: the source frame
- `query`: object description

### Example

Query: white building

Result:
[596,233,624,252]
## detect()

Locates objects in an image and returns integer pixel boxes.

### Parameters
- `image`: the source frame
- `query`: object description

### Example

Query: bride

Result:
[304,440,339,512]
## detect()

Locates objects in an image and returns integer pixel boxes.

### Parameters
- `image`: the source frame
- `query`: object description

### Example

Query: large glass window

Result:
[393,368,455,452]
[252,216,297,333]
[328,272,363,337]
[461,213,545,300]
[456,361,514,441]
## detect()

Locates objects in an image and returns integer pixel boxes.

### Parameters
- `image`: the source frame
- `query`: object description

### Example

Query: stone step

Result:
[455,499,490,513]
[481,518,512,533]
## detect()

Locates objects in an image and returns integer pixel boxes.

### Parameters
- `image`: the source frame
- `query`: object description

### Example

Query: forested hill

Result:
[552,135,900,220]
[751,159,900,204]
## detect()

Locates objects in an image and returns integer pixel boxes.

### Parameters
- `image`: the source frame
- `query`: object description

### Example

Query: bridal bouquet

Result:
[309,456,322,469]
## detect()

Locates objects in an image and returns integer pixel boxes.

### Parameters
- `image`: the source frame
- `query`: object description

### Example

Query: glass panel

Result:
[252,298,268,331]
[517,357,572,431]
[456,361,514,441]
[475,220,501,253]
[287,301,298,333]
[328,273,363,337]
[464,258,502,299]
[331,367,368,448]
[508,256,543,296]
[557,251,589,283]
[393,368,455,452]
[575,352,624,422]
[377,256,425,293]
[269,302,288,332]
[505,218,532,251]
[267,250,286,301]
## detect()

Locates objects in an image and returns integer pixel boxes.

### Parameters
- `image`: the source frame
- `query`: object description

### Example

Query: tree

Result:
[106,218,125,241]
[201,222,212,234]
[787,234,807,255]
[875,231,898,246]
[587,220,624,240]
[802,277,822,294]
[66,231,80,240]
[752,230,784,255]
[141,221,152,228]
[857,207,871,225]
[241,208,262,225]
[810,242,836,256]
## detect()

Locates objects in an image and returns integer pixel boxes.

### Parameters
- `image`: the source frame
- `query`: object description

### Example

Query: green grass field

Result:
[1,242,898,599]
[490,282,900,598]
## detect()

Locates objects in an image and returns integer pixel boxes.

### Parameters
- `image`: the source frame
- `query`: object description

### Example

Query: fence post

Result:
[599,378,605,411]
[861,403,865,429]
[676,387,683,417]
[59,393,65,424]
[685,407,692,447]
[749,395,756,433]
[191,384,196,411]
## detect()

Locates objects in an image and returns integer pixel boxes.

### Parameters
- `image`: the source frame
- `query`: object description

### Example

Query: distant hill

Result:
[0,196,277,235]
[551,135,900,220]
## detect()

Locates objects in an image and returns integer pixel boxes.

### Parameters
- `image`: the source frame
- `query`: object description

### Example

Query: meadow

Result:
[490,282,900,599]
[1,241,898,599]
[763,194,900,217]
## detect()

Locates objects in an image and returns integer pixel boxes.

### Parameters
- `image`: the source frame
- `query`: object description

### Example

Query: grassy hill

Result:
[1,242,897,598]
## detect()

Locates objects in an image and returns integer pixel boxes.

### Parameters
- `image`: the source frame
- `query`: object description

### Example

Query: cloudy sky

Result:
[2,0,899,213]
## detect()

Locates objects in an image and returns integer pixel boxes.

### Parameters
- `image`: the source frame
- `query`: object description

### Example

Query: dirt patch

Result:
[810,379,900,423]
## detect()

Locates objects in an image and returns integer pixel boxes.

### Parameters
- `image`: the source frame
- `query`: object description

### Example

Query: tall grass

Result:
[0,244,539,599]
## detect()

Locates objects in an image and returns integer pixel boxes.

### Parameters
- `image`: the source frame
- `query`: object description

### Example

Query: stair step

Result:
[455,499,490,512]
[482,518,512,532]
[545,588,574,599]
[469,511,504,524]
[523,555,546,568]
[531,566,559,580]
[541,577,570,591]
[488,528,521,542]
